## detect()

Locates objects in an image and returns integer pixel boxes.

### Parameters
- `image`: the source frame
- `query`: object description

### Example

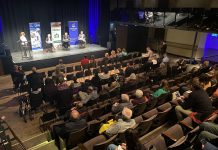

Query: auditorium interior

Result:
[0,0,218,150]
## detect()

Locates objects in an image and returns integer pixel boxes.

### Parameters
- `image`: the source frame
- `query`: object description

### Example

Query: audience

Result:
[175,77,213,121]
[131,89,148,106]
[106,107,136,136]
[112,94,133,114]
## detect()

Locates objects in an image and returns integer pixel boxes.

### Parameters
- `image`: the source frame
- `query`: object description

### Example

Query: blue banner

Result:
[68,21,78,45]
[29,22,42,51]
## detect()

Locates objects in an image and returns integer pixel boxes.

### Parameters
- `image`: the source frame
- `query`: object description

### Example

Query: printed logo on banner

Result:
[68,21,78,45]
[51,22,62,44]
[29,22,42,51]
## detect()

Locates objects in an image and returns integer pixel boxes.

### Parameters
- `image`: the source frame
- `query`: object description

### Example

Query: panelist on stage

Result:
[78,31,86,48]
[62,32,70,49]
[45,34,54,52]
[19,32,29,57]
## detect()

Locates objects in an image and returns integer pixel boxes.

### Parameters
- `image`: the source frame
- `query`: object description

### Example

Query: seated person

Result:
[112,94,133,114]
[57,77,69,91]
[78,31,86,48]
[62,32,70,49]
[121,48,127,56]
[116,48,123,58]
[144,47,154,58]
[110,50,117,59]
[78,86,99,104]
[52,68,65,84]
[125,63,135,77]
[199,60,211,74]
[199,73,212,90]
[100,76,120,95]
[69,76,81,94]
[52,110,87,147]
[162,53,169,64]
[175,77,213,121]
[56,59,66,73]
[102,53,110,65]
[131,89,148,106]
[99,67,110,80]
[80,55,89,67]
[106,107,136,136]
[194,122,218,150]
[152,79,169,98]
[27,67,43,91]
[157,62,167,77]
[89,55,97,67]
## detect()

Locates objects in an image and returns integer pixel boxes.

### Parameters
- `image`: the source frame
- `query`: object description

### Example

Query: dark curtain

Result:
[0,0,89,51]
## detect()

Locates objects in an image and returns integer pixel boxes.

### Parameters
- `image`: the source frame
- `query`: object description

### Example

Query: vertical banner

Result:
[68,21,78,45]
[51,22,62,48]
[29,22,42,51]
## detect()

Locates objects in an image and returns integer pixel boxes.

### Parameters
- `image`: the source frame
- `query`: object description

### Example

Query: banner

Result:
[29,22,42,51]
[51,22,62,46]
[68,21,78,45]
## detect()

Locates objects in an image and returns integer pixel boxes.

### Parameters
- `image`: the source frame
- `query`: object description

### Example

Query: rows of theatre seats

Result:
[18,52,203,149]
[39,72,195,149]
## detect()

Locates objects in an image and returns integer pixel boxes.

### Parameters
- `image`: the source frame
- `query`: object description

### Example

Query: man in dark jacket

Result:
[52,110,87,147]
[175,77,213,121]
[26,67,43,90]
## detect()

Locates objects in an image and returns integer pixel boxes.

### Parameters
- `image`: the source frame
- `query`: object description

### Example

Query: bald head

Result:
[70,110,80,120]
[122,107,132,120]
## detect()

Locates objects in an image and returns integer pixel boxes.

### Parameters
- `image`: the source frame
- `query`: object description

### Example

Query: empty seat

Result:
[66,66,74,73]
[76,71,84,78]
[66,74,74,81]
[179,117,197,134]
[143,135,167,150]
[75,65,82,71]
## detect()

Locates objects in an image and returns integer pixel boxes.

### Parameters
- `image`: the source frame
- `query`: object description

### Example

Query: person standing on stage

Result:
[45,34,53,52]
[62,32,70,49]
[78,31,86,48]
[19,32,28,57]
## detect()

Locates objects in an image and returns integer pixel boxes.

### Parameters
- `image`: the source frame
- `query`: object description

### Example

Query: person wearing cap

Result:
[131,89,148,106]
[106,107,136,136]
[175,77,213,121]
[112,94,133,114]
[78,86,99,104]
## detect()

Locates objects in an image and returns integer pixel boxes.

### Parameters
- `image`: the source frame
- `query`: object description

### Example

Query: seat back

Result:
[93,134,117,150]
[29,92,43,109]
[146,97,158,110]
[143,135,167,150]
[133,102,147,117]
[83,135,107,150]
[67,126,88,148]
[66,66,74,73]
[162,124,184,143]
[57,88,72,109]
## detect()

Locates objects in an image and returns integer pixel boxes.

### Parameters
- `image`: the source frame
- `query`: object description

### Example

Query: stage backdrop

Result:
[68,21,78,45]
[51,22,62,48]
[29,22,42,51]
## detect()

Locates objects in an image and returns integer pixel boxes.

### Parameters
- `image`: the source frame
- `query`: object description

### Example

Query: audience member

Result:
[99,67,110,80]
[52,68,64,84]
[112,94,133,113]
[11,65,25,90]
[102,53,110,65]
[152,79,169,98]
[121,48,127,56]
[81,55,89,66]
[57,77,69,91]
[52,110,87,147]
[145,47,154,58]
[56,59,66,73]
[110,50,117,59]
[125,63,135,77]
[78,86,99,104]
[106,107,136,136]
[131,89,148,106]
[43,78,57,104]
[26,67,43,91]
[162,53,169,64]
[199,73,212,90]
[175,77,213,121]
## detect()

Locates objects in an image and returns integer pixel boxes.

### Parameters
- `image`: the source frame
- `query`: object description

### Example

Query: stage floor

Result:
[11,44,107,63]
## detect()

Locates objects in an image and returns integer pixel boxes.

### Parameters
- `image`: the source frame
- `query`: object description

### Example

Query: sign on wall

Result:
[68,21,78,45]
[29,22,42,51]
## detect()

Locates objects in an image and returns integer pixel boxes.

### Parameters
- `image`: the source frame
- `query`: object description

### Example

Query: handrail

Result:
[0,119,26,150]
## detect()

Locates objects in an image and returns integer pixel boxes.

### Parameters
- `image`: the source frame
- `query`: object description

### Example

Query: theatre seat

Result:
[143,135,167,150]
[133,102,147,117]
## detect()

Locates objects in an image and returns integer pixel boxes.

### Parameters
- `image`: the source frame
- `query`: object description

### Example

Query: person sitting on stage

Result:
[19,32,28,57]
[62,32,70,49]
[80,55,89,67]
[45,34,53,52]
[78,31,86,48]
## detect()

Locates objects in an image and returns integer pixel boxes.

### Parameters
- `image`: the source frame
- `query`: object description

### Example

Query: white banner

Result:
[51,22,61,48]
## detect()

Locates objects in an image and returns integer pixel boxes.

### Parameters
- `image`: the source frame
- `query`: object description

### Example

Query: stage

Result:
[12,44,108,71]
